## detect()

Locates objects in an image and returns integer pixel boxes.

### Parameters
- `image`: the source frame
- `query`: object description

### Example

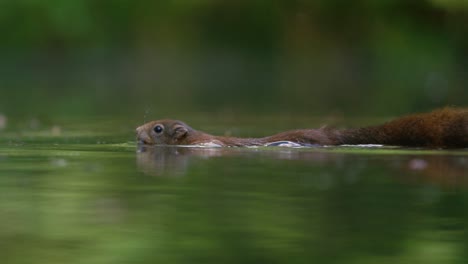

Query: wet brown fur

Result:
[136,108,467,148]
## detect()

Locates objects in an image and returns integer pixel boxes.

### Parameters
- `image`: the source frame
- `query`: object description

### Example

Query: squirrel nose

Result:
[136,126,153,144]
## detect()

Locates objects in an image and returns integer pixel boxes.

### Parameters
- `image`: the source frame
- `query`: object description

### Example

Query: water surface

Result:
[0,117,467,264]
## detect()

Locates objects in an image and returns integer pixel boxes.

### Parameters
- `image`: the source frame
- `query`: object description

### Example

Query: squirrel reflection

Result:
[136,145,226,177]
[136,145,340,177]
[136,145,467,187]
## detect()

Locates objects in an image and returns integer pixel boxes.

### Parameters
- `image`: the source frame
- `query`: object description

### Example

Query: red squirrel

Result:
[136,108,467,148]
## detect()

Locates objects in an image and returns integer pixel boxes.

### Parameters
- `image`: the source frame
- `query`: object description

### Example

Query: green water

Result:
[0,117,467,264]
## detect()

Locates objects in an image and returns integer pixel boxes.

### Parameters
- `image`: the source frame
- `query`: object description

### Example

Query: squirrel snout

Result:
[136,126,153,144]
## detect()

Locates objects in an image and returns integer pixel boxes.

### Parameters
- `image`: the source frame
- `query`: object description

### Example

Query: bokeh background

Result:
[1,0,467,120]
[1,2,468,264]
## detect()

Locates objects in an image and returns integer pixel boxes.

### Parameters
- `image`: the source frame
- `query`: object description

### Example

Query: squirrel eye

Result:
[153,125,163,134]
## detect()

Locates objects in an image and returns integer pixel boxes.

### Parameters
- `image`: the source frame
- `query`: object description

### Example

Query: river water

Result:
[0,116,467,264]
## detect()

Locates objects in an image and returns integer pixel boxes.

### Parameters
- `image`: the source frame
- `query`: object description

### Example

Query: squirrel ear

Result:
[173,124,188,140]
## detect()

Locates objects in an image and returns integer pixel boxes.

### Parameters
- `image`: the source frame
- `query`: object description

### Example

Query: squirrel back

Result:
[338,108,468,148]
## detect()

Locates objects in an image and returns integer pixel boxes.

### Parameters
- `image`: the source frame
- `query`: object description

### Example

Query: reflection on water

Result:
[134,145,468,263]
[136,144,346,177]
[137,144,468,186]
[0,139,467,263]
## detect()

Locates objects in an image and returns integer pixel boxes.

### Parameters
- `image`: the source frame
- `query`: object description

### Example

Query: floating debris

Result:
[51,125,62,136]
[29,118,40,129]
[408,158,428,171]
[50,158,68,167]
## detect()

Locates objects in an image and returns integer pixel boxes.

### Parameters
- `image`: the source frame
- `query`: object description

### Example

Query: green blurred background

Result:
[1,2,468,264]
[1,0,467,119]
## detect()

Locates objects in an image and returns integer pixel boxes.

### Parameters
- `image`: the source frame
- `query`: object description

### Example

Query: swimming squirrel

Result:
[136,108,467,148]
